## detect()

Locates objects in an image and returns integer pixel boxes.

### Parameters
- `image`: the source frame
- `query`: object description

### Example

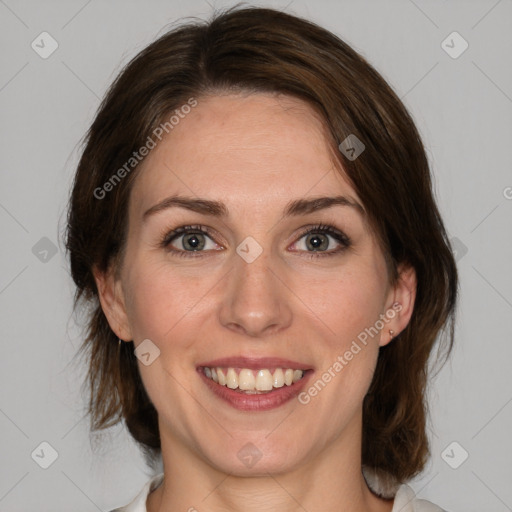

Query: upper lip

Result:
[198,356,312,371]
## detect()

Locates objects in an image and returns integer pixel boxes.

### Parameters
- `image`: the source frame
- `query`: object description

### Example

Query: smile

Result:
[202,367,305,393]
[197,357,314,411]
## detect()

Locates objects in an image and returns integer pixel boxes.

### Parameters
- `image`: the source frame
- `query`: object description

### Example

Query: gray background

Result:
[1,0,511,511]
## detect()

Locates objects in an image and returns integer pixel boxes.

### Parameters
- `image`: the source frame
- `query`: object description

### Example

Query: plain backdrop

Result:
[1,0,511,511]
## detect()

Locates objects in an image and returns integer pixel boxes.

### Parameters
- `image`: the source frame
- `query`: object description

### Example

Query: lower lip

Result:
[198,368,313,411]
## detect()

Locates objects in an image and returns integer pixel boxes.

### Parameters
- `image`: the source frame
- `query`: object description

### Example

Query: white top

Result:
[110,472,447,512]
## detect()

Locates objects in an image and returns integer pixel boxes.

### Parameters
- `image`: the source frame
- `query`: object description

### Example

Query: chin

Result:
[202,436,307,477]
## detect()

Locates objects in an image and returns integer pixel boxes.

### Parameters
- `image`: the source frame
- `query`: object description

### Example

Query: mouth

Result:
[197,357,314,411]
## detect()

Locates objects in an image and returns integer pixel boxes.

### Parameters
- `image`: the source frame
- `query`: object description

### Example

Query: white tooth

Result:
[293,369,303,383]
[217,368,226,386]
[256,369,273,391]
[239,369,256,390]
[226,368,238,389]
[207,366,303,389]
[272,368,285,388]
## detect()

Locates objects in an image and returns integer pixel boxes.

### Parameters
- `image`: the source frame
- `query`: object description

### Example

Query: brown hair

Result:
[65,4,458,482]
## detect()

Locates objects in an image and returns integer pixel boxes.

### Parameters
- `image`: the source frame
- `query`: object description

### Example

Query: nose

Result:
[218,246,293,338]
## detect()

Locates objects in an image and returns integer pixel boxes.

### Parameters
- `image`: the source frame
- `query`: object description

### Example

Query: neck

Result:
[147,418,394,512]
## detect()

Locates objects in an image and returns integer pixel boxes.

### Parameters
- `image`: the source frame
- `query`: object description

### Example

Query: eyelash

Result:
[160,223,351,259]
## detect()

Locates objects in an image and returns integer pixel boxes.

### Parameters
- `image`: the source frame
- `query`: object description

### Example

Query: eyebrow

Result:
[142,194,365,221]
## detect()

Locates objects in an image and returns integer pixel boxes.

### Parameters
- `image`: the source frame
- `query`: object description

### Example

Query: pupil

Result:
[184,233,205,251]
[307,234,327,251]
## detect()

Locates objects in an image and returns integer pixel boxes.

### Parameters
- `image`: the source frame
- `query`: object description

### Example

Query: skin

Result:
[94,92,416,512]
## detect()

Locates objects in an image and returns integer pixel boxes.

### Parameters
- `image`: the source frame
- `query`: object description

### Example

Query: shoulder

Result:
[392,484,447,511]
[362,466,447,512]
[108,473,164,512]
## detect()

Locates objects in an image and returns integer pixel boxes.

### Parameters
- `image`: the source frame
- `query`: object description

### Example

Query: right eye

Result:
[162,225,223,256]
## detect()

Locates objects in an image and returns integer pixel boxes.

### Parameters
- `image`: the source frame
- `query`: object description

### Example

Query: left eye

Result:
[291,228,349,253]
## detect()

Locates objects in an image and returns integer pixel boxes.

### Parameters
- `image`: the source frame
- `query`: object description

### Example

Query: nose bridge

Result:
[219,240,292,336]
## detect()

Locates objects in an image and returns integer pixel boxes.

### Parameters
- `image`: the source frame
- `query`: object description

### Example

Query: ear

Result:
[379,263,417,347]
[93,264,133,341]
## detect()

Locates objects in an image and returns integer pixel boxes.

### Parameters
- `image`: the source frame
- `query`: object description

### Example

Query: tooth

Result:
[217,368,226,386]
[226,368,238,389]
[206,366,305,389]
[273,368,284,388]
[239,369,256,390]
[256,369,273,391]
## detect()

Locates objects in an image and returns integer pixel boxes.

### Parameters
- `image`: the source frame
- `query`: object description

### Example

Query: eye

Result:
[290,224,351,257]
[161,225,222,256]
[160,223,351,259]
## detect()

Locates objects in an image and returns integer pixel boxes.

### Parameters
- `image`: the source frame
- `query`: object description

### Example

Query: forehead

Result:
[130,92,359,214]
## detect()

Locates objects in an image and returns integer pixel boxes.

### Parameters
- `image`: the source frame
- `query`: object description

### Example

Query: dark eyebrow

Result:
[143,196,228,220]
[284,195,365,217]
[143,194,365,221]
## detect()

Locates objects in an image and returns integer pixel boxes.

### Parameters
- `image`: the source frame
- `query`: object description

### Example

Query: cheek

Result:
[297,271,384,430]
[291,258,387,409]
[294,265,385,349]
[121,260,209,405]
[122,258,204,342]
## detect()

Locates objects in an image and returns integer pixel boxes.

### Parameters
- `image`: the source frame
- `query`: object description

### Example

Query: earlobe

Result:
[379,263,417,347]
[93,264,132,341]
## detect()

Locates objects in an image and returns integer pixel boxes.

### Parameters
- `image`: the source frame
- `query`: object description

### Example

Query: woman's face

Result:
[98,92,415,475]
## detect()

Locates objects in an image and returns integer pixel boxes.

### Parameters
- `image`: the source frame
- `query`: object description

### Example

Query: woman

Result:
[66,5,458,512]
